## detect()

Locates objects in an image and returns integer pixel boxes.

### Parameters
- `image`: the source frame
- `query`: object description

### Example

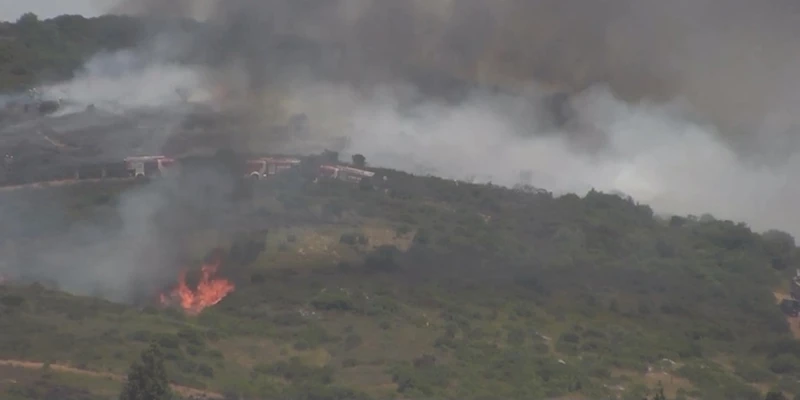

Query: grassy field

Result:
[0,168,799,400]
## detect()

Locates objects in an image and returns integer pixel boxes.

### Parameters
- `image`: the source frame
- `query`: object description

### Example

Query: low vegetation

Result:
[0,165,799,400]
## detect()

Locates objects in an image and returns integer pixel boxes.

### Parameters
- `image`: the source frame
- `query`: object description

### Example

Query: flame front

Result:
[160,260,235,316]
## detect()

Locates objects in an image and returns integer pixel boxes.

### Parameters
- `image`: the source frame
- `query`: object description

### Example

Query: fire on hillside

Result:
[159,254,235,316]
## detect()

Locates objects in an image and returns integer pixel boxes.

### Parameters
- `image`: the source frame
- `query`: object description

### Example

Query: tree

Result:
[16,12,39,26]
[322,150,339,164]
[352,154,366,168]
[119,343,173,400]
[762,229,796,270]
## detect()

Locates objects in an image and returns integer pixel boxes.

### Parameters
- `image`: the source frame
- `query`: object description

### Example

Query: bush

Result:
[413,229,430,245]
[734,360,773,383]
[273,311,307,327]
[196,363,214,378]
[507,328,526,346]
[262,358,334,385]
[0,295,25,307]
[342,358,358,368]
[293,340,311,351]
[339,232,367,246]
[127,331,152,342]
[344,334,363,351]
[364,245,400,272]
[770,355,800,374]
[177,328,204,347]
[311,291,354,311]
[156,334,180,350]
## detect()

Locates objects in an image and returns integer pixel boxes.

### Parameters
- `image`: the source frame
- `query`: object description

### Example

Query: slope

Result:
[0,169,798,400]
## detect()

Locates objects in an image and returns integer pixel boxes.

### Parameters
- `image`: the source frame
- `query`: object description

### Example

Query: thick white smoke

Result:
[36,180,171,301]
[40,49,209,114]
[283,81,800,236]
[0,44,221,300]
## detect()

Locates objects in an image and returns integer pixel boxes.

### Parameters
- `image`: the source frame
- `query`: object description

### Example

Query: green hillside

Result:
[1,168,799,400]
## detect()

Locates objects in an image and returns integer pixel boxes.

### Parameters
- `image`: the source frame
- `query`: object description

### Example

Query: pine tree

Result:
[119,342,174,400]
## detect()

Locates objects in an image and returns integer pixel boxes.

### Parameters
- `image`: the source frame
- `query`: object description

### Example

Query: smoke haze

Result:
[1,161,245,302]
[107,0,800,153]
[6,0,800,299]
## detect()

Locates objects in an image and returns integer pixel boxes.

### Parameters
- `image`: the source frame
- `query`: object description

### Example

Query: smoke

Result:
[278,80,800,236]
[102,0,800,160]
[6,0,800,299]
[0,39,240,300]
[40,48,209,114]
[1,159,245,302]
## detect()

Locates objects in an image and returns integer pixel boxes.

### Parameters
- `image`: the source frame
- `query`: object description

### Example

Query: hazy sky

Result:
[0,0,106,22]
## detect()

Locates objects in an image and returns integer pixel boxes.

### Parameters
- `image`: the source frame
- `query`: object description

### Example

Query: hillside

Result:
[2,10,800,400]
[1,167,799,400]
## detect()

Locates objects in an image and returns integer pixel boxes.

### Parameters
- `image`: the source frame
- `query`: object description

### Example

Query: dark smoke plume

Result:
[105,0,800,162]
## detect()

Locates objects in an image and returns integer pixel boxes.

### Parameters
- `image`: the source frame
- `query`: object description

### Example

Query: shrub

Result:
[770,355,800,374]
[344,334,363,351]
[311,291,354,311]
[342,358,358,368]
[156,334,180,350]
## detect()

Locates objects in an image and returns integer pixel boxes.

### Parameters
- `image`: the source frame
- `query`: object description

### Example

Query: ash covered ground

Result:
[0,94,349,185]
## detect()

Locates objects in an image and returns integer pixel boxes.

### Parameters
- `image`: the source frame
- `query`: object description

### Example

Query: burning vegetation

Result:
[159,255,235,316]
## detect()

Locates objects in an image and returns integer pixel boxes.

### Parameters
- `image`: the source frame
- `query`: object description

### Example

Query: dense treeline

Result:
[0,13,143,90]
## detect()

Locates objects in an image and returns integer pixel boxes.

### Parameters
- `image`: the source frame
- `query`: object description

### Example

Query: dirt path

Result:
[0,359,222,399]
[0,177,134,192]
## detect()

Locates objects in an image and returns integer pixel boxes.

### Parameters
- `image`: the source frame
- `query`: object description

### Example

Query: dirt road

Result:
[0,177,134,192]
[0,359,222,399]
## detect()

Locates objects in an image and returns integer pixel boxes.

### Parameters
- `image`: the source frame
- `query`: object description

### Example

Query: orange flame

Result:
[159,259,235,316]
